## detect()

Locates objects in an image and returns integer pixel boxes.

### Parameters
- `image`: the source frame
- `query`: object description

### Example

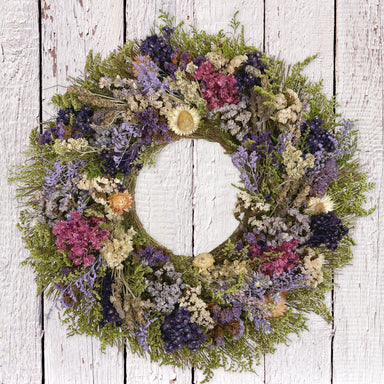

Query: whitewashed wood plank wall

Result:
[1,0,382,383]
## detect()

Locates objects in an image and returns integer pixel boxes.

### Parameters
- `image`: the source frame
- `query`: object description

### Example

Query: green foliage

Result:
[124,259,152,297]
[158,10,258,59]
[51,92,83,110]
[329,164,375,217]
[80,42,137,93]
[19,218,70,295]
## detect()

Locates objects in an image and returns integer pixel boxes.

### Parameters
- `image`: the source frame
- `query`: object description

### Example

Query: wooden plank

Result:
[333,1,384,383]
[263,1,334,383]
[0,1,41,383]
[41,1,125,383]
[134,140,194,256]
[192,141,240,256]
[193,2,264,383]
[192,0,264,49]
[125,2,193,382]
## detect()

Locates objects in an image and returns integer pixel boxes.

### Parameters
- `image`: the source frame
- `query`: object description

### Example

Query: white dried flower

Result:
[282,142,314,180]
[275,89,302,126]
[206,51,229,70]
[178,286,215,329]
[100,227,136,269]
[305,195,335,215]
[300,248,325,287]
[223,55,248,74]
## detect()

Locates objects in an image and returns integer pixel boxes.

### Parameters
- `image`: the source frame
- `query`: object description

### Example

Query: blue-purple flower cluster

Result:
[161,308,207,353]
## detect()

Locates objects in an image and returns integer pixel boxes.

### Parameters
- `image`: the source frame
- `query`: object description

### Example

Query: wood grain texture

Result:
[264,2,334,383]
[0,1,41,383]
[193,2,264,383]
[265,0,335,96]
[135,140,194,256]
[126,2,193,382]
[192,140,240,256]
[41,1,125,383]
[333,0,384,382]
[193,0,264,50]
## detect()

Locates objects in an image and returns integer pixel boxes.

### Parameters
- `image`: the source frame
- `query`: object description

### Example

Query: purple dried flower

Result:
[58,257,102,314]
[235,51,266,93]
[306,212,348,250]
[231,132,276,193]
[140,33,174,70]
[135,107,172,145]
[161,308,207,353]
[164,49,193,77]
[302,118,337,154]
[134,314,158,352]
[43,159,85,198]
[133,56,167,93]
[309,158,338,197]
[99,270,122,328]
[161,26,174,40]
[98,122,143,177]
[38,106,93,145]
[136,246,169,267]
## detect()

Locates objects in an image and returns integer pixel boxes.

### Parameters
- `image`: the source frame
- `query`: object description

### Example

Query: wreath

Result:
[11,11,374,382]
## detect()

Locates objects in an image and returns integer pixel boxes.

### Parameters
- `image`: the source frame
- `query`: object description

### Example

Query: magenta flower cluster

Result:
[53,211,110,266]
[250,239,300,277]
[194,61,240,110]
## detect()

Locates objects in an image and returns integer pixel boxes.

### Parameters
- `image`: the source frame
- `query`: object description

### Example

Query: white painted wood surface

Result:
[0,1,383,383]
[0,2,41,384]
[41,1,125,383]
[333,1,384,383]
[263,2,334,383]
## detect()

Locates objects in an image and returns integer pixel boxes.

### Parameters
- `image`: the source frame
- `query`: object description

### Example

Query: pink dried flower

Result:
[249,240,300,277]
[53,211,110,266]
[194,61,240,110]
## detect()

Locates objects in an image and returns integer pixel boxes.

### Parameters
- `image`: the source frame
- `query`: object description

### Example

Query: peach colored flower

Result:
[108,190,133,214]
[263,292,288,318]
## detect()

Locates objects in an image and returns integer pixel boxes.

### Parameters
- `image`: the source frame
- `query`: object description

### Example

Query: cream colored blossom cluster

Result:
[274,89,302,126]
[169,69,206,107]
[178,286,215,329]
[234,191,271,220]
[205,50,247,75]
[300,248,325,287]
[123,89,173,121]
[206,51,229,70]
[282,142,315,180]
[259,292,288,318]
[203,259,249,282]
[245,65,261,78]
[78,174,121,205]
[224,55,248,74]
[193,252,249,281]
[53,138,90,155]
[216,259,249,279]
[100,227,136,269]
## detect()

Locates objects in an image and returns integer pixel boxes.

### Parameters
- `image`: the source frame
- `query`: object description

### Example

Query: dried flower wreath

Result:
[11,11,374,382]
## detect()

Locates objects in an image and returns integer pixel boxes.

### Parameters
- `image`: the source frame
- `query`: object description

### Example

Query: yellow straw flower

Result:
[167,106,200,136]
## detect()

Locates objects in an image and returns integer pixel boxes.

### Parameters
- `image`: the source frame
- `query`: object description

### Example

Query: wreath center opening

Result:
[134,139,240,256]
